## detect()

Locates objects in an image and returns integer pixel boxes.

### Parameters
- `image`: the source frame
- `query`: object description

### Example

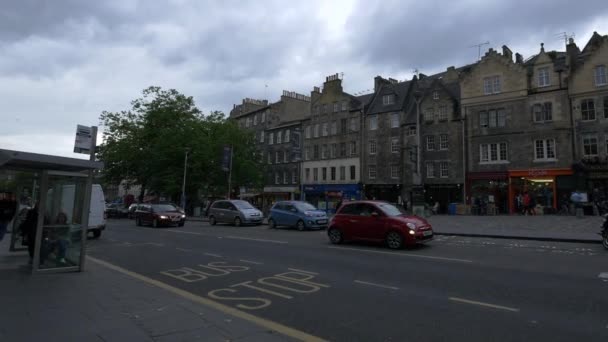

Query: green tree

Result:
[98,87,264,205]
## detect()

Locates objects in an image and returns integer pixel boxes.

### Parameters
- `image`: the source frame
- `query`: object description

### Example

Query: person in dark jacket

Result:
[20,204,39,261]
[0,192,18,241]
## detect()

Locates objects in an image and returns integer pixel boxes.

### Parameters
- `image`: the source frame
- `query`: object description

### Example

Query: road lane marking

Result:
[239,259,263,265]
[288,268,318,275]
[205,253,222,258]
[448,297,520,312]
[87,256,326,342]
[225,236,288,244]
[143,242,164,247]
[326,246,473,263]
[599,272,608,279]
[354,280,399,290]
[176,247,194,253]
[169,230,210,236]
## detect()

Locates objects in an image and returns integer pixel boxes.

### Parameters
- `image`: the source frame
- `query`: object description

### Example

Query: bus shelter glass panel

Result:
[0,170,40,252]
[38,175,87,270]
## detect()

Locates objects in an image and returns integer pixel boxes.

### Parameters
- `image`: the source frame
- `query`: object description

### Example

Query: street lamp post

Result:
[414,91,422,182]
[181,148,190,210]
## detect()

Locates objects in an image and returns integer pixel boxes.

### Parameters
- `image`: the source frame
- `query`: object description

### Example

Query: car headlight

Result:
[159,215,168,219]
[181,214,186,218]
[406,222,416,230]
[409,229,416,235]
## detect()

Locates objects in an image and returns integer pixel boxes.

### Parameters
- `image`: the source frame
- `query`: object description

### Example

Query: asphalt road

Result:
[88,219,608,342]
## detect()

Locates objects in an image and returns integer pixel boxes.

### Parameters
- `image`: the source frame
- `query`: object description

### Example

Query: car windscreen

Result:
[232,201,255,209]
[377,203,404,217]
[152,204,178,212]
[294,202,317,211]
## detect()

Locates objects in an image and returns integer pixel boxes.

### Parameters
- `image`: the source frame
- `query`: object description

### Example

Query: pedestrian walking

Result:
[522,192,531,215]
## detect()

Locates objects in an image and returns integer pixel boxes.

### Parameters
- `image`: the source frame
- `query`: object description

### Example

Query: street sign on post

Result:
[74,125,93,154]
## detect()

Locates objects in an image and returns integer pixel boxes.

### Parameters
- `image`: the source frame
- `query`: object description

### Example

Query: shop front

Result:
[261,186,299,215]
[302,184,362,214]
[424,184,464,214]
[508,168,574,214]
[364,184,400,204]
[467,172,509,214]
[1,148,102,274]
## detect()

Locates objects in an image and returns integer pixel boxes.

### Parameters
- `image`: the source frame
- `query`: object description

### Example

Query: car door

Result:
[216,201,228,223]
[283,204,299,227]
[357,203,387,242]
[335,203,362,239]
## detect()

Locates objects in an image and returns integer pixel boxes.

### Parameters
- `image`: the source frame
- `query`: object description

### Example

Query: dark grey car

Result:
[208,200,263,226]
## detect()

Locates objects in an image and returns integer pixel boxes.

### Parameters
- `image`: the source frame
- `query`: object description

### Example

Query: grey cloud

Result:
[345,0,608,74]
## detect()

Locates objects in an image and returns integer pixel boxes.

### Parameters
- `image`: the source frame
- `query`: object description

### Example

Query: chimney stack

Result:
[515,53,523,64]
[502,45,513,61]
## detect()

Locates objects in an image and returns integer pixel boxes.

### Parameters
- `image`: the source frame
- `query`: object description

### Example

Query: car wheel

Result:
[92,230,101,239]
[136,217,142,226]
[153,219,159,228]
[209,216,216,225]
[386,231,403,249]
[603,234,608,250]
[296,220,306,231]
[268,218,276,229]
[234,217,242,227]
[328,228,343,244]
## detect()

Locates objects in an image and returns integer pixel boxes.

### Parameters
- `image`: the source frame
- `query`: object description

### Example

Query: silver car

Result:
[208,200,263,226]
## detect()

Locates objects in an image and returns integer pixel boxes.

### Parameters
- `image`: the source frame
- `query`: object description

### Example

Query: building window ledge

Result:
[479,161,510,165]
[533,158,558,163]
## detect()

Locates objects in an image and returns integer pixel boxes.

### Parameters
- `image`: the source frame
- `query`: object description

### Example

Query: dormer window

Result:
[382,94,395,105]
[538,67,550,87]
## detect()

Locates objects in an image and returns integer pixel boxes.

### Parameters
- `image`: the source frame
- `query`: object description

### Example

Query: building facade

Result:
[568,33,608,205]
[462,45,575,214]
[301,74,366,212]
[362,76,411,204]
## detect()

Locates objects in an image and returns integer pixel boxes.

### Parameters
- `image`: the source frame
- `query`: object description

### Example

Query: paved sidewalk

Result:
[0,237,292,342]
[427,215,604,243]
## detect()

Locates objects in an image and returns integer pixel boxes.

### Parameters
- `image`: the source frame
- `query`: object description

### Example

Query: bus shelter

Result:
[0,148,102,274]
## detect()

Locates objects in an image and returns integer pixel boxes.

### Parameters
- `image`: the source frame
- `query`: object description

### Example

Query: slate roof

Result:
[524,51,567,72]
[365,80,413,115]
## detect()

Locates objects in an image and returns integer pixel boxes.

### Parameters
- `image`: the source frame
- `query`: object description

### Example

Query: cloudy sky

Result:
[1,0,607,158]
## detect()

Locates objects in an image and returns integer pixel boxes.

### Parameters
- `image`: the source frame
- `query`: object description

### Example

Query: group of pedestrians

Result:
[515,192,537,215]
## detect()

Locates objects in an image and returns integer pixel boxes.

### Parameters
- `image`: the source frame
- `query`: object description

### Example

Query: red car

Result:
[327,201,433,249]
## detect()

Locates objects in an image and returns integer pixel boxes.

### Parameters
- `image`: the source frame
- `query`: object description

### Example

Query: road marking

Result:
[170,230,208,236]
[225,236,288,244]
[143,242,164,247]
[288,268,318,275]
[176,247,194,253]
[448,297,520,312]
[599,272,608,280]
[240,259,263,265]
[326,246,473,263]
[87,256,326,342]
[205,253,222,258]
[354,280,399,290]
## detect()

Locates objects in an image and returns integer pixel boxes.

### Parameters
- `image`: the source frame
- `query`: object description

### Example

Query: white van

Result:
[46,184,106,238]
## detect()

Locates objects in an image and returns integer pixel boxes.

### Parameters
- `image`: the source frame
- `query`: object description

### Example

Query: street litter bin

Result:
[448,203,457,215]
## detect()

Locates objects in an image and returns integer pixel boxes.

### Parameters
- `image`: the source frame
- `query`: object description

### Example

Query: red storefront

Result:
[507,168,573,214]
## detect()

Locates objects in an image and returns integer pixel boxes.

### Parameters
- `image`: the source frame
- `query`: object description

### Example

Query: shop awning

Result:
[0,149,103,172]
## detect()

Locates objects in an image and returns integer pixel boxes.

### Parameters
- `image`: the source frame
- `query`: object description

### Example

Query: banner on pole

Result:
[221,146,232,172]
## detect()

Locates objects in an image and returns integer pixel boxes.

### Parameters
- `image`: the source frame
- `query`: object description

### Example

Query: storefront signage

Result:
[528,169,548,177]
[263,186,297,193]
[508,169,573,178]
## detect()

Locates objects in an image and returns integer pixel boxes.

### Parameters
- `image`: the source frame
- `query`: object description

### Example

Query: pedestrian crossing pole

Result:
[227,146,233,199]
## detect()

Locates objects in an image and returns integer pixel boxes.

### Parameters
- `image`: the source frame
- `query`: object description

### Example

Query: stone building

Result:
[461,45,574,214]
[568,32,608,204]
[301,74,369,212]
[361,76,412,204]
[415,68,466,213]
[230,91,310,209]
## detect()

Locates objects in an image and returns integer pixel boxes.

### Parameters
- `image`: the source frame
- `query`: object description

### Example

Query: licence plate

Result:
[423,230,433,236]
[317,219,327,224]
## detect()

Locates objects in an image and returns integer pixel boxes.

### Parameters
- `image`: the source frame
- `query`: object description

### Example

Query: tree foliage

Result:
[98,86,264,204]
